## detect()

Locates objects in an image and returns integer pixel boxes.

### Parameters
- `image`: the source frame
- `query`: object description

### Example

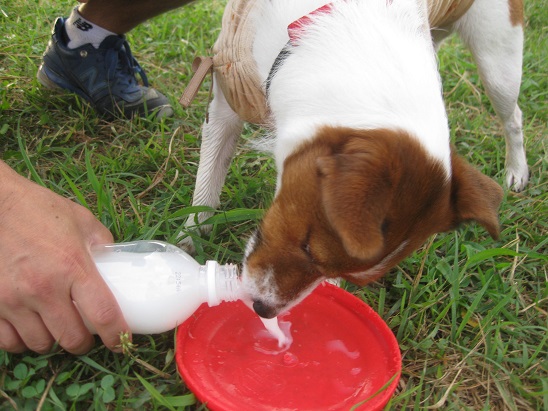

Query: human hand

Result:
[0,162,129,354]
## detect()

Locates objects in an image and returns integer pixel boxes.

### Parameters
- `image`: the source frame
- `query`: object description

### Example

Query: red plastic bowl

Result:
[176,282,401,411]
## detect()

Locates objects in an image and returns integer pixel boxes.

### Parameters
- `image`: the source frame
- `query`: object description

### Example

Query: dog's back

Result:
[250,0,451,174]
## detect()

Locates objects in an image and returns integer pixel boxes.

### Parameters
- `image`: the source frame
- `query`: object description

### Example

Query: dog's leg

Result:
[178,78,244,253]
[454,0,528,191]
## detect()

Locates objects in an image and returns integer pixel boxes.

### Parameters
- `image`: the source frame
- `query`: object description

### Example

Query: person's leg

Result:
[37,0,193,119]
[78,0,192,34]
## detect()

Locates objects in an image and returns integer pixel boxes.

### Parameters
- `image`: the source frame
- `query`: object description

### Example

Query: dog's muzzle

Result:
[252,299,278,319]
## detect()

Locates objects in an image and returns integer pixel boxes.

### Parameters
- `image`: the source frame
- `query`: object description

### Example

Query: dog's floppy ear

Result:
[317,151,394,261]
[450,154,504,239]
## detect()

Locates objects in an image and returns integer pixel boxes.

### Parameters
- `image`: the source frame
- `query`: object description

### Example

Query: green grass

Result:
[0,0,546,409]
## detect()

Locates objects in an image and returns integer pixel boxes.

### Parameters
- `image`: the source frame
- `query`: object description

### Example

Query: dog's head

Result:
[242,126,503,318]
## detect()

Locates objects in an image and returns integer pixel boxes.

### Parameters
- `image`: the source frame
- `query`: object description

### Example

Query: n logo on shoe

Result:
[74,18,93,32]
[77,66,104,98]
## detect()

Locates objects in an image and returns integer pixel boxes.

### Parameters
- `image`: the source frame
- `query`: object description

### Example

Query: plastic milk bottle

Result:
[87,240,241,334]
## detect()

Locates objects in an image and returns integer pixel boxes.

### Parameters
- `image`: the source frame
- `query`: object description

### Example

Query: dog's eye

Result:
[301,241,317,263]
[301,228,313,257]
[301,229,318,264]
[381,220,389,235]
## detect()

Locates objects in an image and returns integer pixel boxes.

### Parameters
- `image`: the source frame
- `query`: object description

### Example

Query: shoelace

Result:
[105,37,149,89]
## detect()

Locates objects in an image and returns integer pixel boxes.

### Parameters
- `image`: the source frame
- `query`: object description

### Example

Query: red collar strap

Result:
[288,3,335,46]
[287,0,397,45]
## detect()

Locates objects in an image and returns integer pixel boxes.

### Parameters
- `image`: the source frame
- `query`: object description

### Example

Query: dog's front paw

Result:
[178,211,215,254]
[177,234,197,255]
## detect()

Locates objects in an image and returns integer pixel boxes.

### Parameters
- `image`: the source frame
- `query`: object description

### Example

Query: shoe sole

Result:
[36,64,61,90]
[37,63,91,102]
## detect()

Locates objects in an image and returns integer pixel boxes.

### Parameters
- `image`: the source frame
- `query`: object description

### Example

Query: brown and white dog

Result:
[180,0,528,318]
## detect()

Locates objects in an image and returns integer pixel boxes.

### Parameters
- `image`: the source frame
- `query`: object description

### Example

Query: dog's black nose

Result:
[252,300,277,319]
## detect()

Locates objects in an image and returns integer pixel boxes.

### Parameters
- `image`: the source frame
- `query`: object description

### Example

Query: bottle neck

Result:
[202,261,242,306]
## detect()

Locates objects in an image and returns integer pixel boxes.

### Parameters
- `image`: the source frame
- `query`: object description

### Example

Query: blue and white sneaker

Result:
[37,18,173,119]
